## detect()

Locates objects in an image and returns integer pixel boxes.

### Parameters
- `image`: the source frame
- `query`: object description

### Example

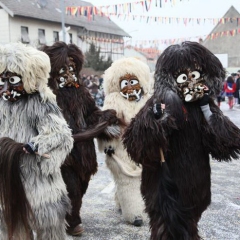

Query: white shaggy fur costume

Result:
[98,57,151,225]
[0,43,73,240]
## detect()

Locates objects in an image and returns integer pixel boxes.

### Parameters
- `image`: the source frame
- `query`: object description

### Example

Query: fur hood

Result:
[103,57,151,95]
[0,42,55,103]
[154,41,226,97]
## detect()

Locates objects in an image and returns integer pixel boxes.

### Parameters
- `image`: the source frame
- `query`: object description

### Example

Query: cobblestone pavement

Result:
[73,101,240,240]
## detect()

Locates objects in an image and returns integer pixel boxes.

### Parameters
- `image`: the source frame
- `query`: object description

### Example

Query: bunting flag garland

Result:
[77,27,240,56]
[66,0,192,19]
[66,5,240,27]
[78,27,239,53]
[80,35,124,44]
[129,27,240,47]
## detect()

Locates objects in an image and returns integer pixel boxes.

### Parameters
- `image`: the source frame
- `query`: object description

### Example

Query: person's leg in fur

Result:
[61,165,89,236]
[142,165,206,240]
[104,152,145,226]
[32,194,71,240]
[36,225,68,240]
[115,174,145,226]
[114,192,121,212]
[229,96,234,109]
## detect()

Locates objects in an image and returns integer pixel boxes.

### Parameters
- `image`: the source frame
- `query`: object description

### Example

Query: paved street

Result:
[74,101,240,240]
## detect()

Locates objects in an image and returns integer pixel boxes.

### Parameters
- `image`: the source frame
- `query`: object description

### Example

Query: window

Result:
[38,29,46,45]
[53,31,59,42]
[21,26,30,43]
[69,33,72,43]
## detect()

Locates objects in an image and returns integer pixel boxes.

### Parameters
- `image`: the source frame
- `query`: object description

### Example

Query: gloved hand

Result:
[104,146,115,156]
[23,142,38,154]
[199,94,209,106]
[153,103,165,119]
[199,85,210,106]
[198,87,212,122]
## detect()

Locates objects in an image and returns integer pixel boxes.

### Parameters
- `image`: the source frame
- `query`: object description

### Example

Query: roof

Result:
[203,6,240,43]
[0,0,130,37]
[202,6,240,67]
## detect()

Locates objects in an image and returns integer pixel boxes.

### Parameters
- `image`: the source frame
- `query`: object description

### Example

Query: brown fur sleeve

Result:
[122,97,168,166]
[204,101,240,161]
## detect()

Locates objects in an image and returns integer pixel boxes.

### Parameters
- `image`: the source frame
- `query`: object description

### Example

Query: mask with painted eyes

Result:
[57,58,79,88]
[0,71,27,102]
[119,74,143,101]
[175,70,206,102]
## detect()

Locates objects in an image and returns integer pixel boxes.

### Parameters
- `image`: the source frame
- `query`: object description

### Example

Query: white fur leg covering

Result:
[115,174,145,223]
[36,224,70,240]
[114,191,121,211]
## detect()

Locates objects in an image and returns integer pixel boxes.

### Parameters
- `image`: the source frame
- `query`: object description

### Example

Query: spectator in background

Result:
[216,86,225,107]
[87,75,105,107]
[234,70,240,107]
[83,75,92,88]
[232,73,238,105]
[224,75,236,109]
[81,73,86,83]
[99,75,104,90]
[87,75,100,94]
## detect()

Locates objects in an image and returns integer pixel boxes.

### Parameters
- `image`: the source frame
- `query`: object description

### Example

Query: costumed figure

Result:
[123,41,240,240]
[98,57,152,226]
[0,43,73,240]
[41,42,121,236]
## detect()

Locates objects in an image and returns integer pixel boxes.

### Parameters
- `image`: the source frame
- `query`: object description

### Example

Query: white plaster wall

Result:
[9,16,79,47]
[1,13,124,59]
[0,9,10,44]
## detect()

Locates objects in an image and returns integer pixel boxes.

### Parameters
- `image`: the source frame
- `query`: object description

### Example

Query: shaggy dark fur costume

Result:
[41,42,119,230]
[0,137,34,240]
[123,41,240,240]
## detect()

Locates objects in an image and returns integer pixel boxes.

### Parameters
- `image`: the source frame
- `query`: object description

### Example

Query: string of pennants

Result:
[131,27,240,46]
[66,0,191,20]
[66,0,189,17]
[79,28,240,54]
[66,5,240,26]
[81,35,161,54]
[81,36,125,51]
[80,36,124,43]
[110,15,240,26]
[79,27,240,49]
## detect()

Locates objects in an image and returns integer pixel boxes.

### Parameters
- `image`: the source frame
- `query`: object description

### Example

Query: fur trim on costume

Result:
[41,42,121,230]
[0,42,55,103]
[98,57,152,224]
[0,94,73,240]
[123,41,240,240]
[0,138,34,239]
[0,42,73,240]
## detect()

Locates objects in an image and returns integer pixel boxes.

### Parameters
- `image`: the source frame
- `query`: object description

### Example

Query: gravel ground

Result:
[73,101,240,240]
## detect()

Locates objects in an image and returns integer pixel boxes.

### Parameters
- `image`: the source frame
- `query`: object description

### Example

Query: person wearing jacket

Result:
[224,75,236,109]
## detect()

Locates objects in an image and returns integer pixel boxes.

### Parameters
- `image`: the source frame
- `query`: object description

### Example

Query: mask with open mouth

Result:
[57,58,79,89]
[0,71,27,102]
[174,69,207,102]
[119,74,143,102]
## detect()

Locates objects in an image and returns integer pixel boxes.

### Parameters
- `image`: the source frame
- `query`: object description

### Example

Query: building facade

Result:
[0,0,130,61]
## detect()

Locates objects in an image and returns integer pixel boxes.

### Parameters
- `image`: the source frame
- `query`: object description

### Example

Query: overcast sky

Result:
[87,0,240,43]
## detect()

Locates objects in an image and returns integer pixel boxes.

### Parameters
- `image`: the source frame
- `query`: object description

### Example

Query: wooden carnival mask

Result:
[0,70,27,102]
[119,73,142,101]
[57,57,79,88]
[174,68,206,102]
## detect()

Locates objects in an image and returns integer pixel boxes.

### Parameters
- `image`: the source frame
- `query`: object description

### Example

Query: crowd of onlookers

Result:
[217,70,240,109]
[81,74,105,107]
